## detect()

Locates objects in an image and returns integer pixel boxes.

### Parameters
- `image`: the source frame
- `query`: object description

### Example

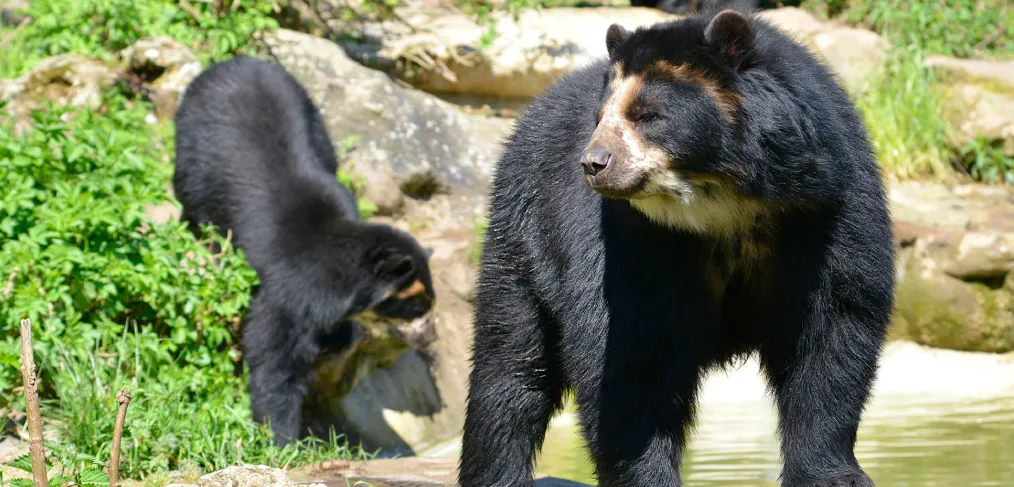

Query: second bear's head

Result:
[354,223,436,322]
[581,9,753,204]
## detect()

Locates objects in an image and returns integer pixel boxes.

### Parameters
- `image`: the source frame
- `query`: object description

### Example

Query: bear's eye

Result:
[633,111,659,123]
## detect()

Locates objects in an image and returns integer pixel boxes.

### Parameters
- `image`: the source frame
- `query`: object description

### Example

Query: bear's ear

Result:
[704,9,755,71]
[423,247,434,259]
[606,23,631,59]
[372,250,416,281]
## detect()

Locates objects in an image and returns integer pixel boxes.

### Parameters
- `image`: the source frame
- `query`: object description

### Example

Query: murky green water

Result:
[534,346,1014,486]
[538,395,1014,486]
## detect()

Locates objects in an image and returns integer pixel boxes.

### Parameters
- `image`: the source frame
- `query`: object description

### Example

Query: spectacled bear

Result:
[629,0,799,15]
[459,9,893,487]
[172,55,437,446]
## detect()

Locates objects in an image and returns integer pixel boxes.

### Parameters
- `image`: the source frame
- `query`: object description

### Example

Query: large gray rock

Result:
[340,6,887,101]
[118,36,203,120]
[167,465,326,487]
[926,56,1014,156]
[253,28,513,209]
[1,54,117,134]
[889,181,1014,353]
[340,6,673,99]
[291,457,592,486]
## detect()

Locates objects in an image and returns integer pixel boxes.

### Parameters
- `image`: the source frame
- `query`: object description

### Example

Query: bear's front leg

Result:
[760,233,892,487]
[458,272,567,487]
[243,293,322,447]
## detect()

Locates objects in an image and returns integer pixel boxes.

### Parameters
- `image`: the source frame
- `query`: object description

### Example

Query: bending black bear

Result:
[460,9,893,487]
[172,55,436,446]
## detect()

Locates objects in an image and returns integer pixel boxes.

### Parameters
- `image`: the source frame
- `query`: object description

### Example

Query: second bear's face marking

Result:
[584,11,768,235]
[368,249,435,321]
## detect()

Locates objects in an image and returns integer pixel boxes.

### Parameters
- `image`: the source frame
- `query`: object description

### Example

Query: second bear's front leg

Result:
[243,294,321,447]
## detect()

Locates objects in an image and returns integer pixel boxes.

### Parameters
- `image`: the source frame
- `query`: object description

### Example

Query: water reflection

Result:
[536,345,1014,486]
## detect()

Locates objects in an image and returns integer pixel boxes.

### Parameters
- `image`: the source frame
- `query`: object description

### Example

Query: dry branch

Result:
[19,318,48,487]
[109,388,132,487]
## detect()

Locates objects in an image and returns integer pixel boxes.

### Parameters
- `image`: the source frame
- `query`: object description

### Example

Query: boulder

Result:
[253,29,514,200]
[339,6,887,102]
[290,457,593,486]
[925,56,1014,92]
[889,181,1014,353]
[926,56,1014,156]
[166,465,325,487]
[117,36,203,120]
[339,6,673,100]
[1,54,117,123]
[757,7,889,94]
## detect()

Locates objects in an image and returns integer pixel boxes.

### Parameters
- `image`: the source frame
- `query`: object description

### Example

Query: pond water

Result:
[422,341,1014,486]
[534,342,1014,486]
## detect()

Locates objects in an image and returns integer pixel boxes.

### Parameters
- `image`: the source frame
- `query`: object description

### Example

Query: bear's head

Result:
[581,9,763,233]
[348,223,438,349]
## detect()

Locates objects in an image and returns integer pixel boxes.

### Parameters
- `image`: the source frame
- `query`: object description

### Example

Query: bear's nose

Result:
[580,148,612,176]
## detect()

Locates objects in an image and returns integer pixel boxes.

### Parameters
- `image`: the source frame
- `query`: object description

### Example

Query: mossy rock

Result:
[895,259,1014,353]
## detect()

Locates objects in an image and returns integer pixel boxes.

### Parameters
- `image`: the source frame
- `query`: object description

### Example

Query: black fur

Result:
[630,0,799,15]
[460,10,893,487]
[172,55,435,446]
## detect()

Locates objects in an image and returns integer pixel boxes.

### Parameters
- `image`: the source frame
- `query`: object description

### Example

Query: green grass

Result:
[811,0,1014,183]
[855,50,954,180]
[0,0,278,78]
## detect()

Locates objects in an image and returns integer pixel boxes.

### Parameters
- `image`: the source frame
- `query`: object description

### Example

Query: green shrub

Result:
[854,50,953,180]
[0,0,279,78]
[839,0,1013,59]
[822,0,1014,183]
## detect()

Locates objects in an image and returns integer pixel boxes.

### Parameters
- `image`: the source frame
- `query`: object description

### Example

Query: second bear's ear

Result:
[704,9,755,71]
[423,247,434,259]
[372,250,416,281]
[606,23,631,59]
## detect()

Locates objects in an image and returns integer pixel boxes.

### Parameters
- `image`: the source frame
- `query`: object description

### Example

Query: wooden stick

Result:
[19,318,48,487]
[109,388,132,487]
[0,16,31,51]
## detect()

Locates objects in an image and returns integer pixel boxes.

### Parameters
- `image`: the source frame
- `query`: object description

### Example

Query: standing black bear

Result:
[172,55,436,446]
[629,0,800,15]
[460,9,893,487]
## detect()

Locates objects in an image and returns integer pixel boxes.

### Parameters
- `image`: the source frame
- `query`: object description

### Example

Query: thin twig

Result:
[236,438,242,465]
[178,0,203,22]
[19,318,48,487]
[0,16,31,51]
[3,267,18,300]
[109,388,132,487]
[211,228,232,259]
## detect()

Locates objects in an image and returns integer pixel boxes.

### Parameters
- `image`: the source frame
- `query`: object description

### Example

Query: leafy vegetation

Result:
[0,0,279,78]
[803,0,1014,183]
